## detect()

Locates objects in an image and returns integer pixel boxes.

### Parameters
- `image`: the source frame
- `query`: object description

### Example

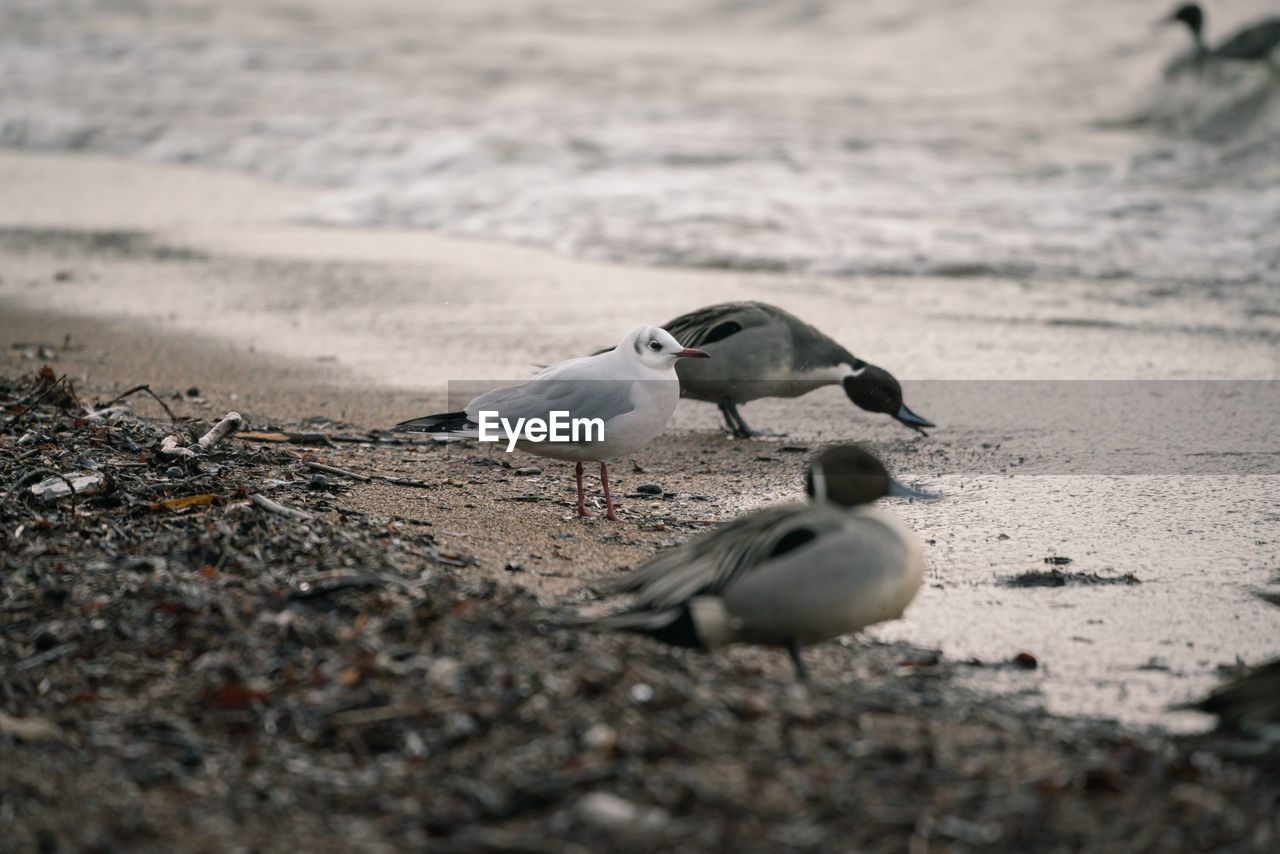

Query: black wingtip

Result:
[392,411,469,433]
[632,606,704,649]
[593,606,704,649]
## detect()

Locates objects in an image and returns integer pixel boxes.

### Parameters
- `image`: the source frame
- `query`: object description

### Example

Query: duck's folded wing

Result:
[612,503,848,610]
[662,302,774,348]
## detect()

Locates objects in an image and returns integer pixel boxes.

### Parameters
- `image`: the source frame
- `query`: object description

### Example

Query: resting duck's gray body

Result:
[662,302,934,438]
[587,445,930,679]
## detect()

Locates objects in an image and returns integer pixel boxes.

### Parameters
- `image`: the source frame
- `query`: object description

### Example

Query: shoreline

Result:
[3,149,1279,732]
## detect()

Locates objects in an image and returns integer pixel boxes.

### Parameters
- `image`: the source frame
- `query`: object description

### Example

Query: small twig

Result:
[13,641,81,673]
[3,373,67,434]
[1,468,78,510]
[162,411,242,458]
[195,411,243,451]
[160,435,198,459]
[327,704,420,727]
[378,475,432,488]
[306,461,372,482]
[250,493,314,521]
[283,432,334,446]
[99,383,179,422]
[304,460,430,488]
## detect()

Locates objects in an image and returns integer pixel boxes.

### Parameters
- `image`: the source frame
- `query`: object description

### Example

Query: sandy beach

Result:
[4,146,1278,727]
[2,206,1279,849]
[3,0,1280,848]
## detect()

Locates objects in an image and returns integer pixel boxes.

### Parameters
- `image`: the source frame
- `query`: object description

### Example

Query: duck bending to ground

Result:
[394,326,707,520]
[661,302,933,439]
[583,444,932,679]
[1165,3,1280,67]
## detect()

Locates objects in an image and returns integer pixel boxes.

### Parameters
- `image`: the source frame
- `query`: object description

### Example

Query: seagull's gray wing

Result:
[465,377,638,425]
[610,503,850,611]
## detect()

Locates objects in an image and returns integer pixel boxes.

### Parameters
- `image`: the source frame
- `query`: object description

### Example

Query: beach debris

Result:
[0,711,63,743]
[160,411,242,458]
[91,382,178,421]
[1001,569,1140,587]
[150,494,218,512]
[3,365,1279,852]
[1044,555,1073,565]
[634,483,663,495]
[1013,652,1039,669]
[306,461,372,482]
[3,367,74,434]
[236,430,295,442]
[573,792,671,833]
[27,470,106,502]
[250,492,314,521]
[298,459,429,488]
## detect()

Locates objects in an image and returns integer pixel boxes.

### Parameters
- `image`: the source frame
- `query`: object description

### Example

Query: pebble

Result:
[574,792,671,833]
[514,467,542,476]
[0,711,63,743]
[427,657,462,692]
[628,683,654,704]
[165,466,183,479]
[581,722,617,753]
[635,483,663,495]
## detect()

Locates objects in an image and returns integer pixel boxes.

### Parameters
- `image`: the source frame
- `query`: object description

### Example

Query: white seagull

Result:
[394,325,708,520]
[583,445,931,678]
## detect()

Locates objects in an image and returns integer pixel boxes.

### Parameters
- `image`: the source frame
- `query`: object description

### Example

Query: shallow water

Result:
[3,0,1280,287]
[1,0,1279,730]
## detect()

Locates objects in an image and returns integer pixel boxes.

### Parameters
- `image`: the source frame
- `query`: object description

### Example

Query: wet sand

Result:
[3,150,1278,732]
[5,278,1280,854]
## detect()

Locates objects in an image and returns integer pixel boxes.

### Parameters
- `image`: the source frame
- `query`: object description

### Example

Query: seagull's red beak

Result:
[675,348,710,359]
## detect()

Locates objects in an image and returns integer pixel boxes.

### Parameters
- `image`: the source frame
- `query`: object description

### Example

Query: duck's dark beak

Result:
[894,403,934,434]
[676,348,710,359]
[887,478,939,500]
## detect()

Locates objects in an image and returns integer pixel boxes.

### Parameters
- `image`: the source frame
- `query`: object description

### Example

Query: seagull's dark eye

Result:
[648,340,662,351]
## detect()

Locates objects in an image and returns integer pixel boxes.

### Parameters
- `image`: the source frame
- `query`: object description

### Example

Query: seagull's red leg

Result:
[599,461,619,521]
[575,461,598,518]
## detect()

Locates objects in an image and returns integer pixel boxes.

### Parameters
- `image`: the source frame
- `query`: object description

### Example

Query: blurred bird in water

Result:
[1163,3,1280,71]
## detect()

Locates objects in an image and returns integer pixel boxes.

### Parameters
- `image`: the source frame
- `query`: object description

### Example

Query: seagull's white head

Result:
[621,325,710,369]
